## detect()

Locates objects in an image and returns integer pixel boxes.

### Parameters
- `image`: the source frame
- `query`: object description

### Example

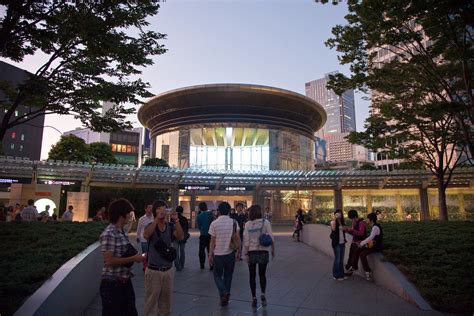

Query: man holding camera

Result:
[143,200,184,316]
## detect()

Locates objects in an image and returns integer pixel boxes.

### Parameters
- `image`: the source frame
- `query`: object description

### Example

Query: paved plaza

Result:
[84,227,443,316]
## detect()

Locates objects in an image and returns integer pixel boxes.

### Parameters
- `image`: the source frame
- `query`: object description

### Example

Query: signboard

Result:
[66,192,90,222]
[0,177,32,184]
[38,179,80,186]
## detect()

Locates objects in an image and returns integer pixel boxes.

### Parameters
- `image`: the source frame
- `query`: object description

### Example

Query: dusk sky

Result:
[1,0,370,159]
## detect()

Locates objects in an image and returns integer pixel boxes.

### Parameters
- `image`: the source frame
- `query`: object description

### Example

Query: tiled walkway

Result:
[84,227,442,316]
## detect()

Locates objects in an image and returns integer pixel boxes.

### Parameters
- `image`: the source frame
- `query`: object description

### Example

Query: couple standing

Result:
[208,202,275,307]
[99,199,185,316]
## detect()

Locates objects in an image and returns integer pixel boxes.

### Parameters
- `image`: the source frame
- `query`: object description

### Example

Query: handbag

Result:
[153,223,177,262]
[229,220,239,251]
[259,219,273,247]
[121,243,138,268]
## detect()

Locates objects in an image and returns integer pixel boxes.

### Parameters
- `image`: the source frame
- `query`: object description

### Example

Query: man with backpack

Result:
[143,200,184,316]
[344,209,367,275]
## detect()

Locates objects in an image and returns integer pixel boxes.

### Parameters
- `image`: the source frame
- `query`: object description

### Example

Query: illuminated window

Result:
[111,144,117,152]
[19,145,23,152]
[21,134,25,141]
[11,132,16,139]
[127,145,132,153]
[10,143,14,149]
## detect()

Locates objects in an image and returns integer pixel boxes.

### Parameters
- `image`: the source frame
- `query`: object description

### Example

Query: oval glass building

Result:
[138,84,326,171]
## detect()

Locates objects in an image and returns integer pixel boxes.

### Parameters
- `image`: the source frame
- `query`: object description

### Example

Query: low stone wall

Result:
[15,242,102,316]
[301,224,432,311]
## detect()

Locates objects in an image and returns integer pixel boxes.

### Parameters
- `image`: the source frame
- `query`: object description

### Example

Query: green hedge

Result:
[382,221,474,313]
[0,222,107,316]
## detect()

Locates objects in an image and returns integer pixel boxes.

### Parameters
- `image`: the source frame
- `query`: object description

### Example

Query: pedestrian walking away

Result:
[143,200,185,316]
[197,202,215,270]
[174,205,189,271]
[330,209,347,281]
[99,199,144,316]
[208,202,241,307]
[230,202,248,260]
[243,205,275,308]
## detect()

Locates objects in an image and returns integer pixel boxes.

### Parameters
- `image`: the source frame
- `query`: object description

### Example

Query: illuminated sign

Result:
[0,178,32,184]
[39,180,78,186]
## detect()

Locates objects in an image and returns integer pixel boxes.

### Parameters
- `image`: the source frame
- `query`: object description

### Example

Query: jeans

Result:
[332,243,345,279]
[353,247,375,272]
[175,241,186,271]
[213,252,236,298]
[199,235,211,268]
[346,243,358,270]
[100,279,137,316]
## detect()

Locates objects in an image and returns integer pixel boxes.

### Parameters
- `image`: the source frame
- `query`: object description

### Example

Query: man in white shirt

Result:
[62,205,74,221]
[208,202,241,307]
[21,199,39,222]
[137,204,154,253]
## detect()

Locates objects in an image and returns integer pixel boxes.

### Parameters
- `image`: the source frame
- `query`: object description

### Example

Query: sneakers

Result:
[261,294,267,306]
[336,277,345,281]
[251,297,257,307]
[346,266,356,272]
[365,271,373,281]
[220,293,230,306]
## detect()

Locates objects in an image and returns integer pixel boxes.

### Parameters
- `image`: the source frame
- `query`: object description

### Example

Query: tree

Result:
[143,158,169,168]
[0,1,166,153]
[325,0,473,220]
[48,134,90,162]
[89,142,117,164]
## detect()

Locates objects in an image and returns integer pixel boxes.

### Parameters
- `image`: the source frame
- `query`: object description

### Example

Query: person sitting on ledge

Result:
[353,212,383,281]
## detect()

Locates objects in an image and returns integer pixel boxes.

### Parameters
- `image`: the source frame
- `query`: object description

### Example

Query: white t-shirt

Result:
[62,210,73,221]
[209,215,239,256]
[136,214,154,243]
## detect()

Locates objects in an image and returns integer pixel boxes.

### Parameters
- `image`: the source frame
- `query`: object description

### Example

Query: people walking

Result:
[197,202,214,270]
[353,212,383,281]
[330,209,346,280]
[230,202,247,260]
[136,204,154,270]
[243,205,275,308]
[174,206,189,271]
[143,200,184,316]
[99,198,144,316]
[344,209,367,274]
[292,209,305,242]
[208,202,241,306]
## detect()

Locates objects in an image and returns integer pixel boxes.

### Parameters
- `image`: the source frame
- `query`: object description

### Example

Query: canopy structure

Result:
[1,157,473,190]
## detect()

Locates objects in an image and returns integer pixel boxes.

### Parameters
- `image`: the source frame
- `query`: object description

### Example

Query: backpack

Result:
[259,219,273,247]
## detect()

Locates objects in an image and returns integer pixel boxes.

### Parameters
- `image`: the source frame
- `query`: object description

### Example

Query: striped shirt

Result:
[243,219,274,256]
[21,206,39,222]
[209,215,239,256]
[100,224,132,279]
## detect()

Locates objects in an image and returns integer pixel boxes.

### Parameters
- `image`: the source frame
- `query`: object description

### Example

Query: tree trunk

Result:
[437,178,448,221]
[0,125,7,156]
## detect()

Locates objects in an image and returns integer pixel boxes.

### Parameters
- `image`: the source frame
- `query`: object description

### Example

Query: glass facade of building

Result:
[153,125,314,171]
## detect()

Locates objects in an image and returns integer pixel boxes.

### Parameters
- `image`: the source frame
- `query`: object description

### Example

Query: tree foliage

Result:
[326,0,473,220]
[89,142,117,164]
[0,1,166,150]
[48,134,89,162]
[143,158,170,168]
[48,134,117,164]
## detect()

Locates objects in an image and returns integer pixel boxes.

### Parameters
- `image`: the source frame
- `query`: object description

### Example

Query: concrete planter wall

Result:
[15,242,102,316]
[301,224,432,311]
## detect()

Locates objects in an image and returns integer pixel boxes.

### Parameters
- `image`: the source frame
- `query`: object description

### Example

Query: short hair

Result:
[348,209,358,219]
[248,205,262,221]
[235,202,245,209]
[153,200,168,213]
[27,199,34,206]
[297,209,303,215]
[68,205,73,210]
[198,202,208,212]
[217,202,231,216]
[108,199,134,224]
[367,212,378,223]
[176,206,184,213]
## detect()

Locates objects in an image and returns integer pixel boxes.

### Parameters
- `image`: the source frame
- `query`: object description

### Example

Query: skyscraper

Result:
[305,71,356,138]
[306,72,361,164]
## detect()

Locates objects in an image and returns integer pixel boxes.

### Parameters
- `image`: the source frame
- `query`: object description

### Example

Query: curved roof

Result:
[138,83,327,138]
